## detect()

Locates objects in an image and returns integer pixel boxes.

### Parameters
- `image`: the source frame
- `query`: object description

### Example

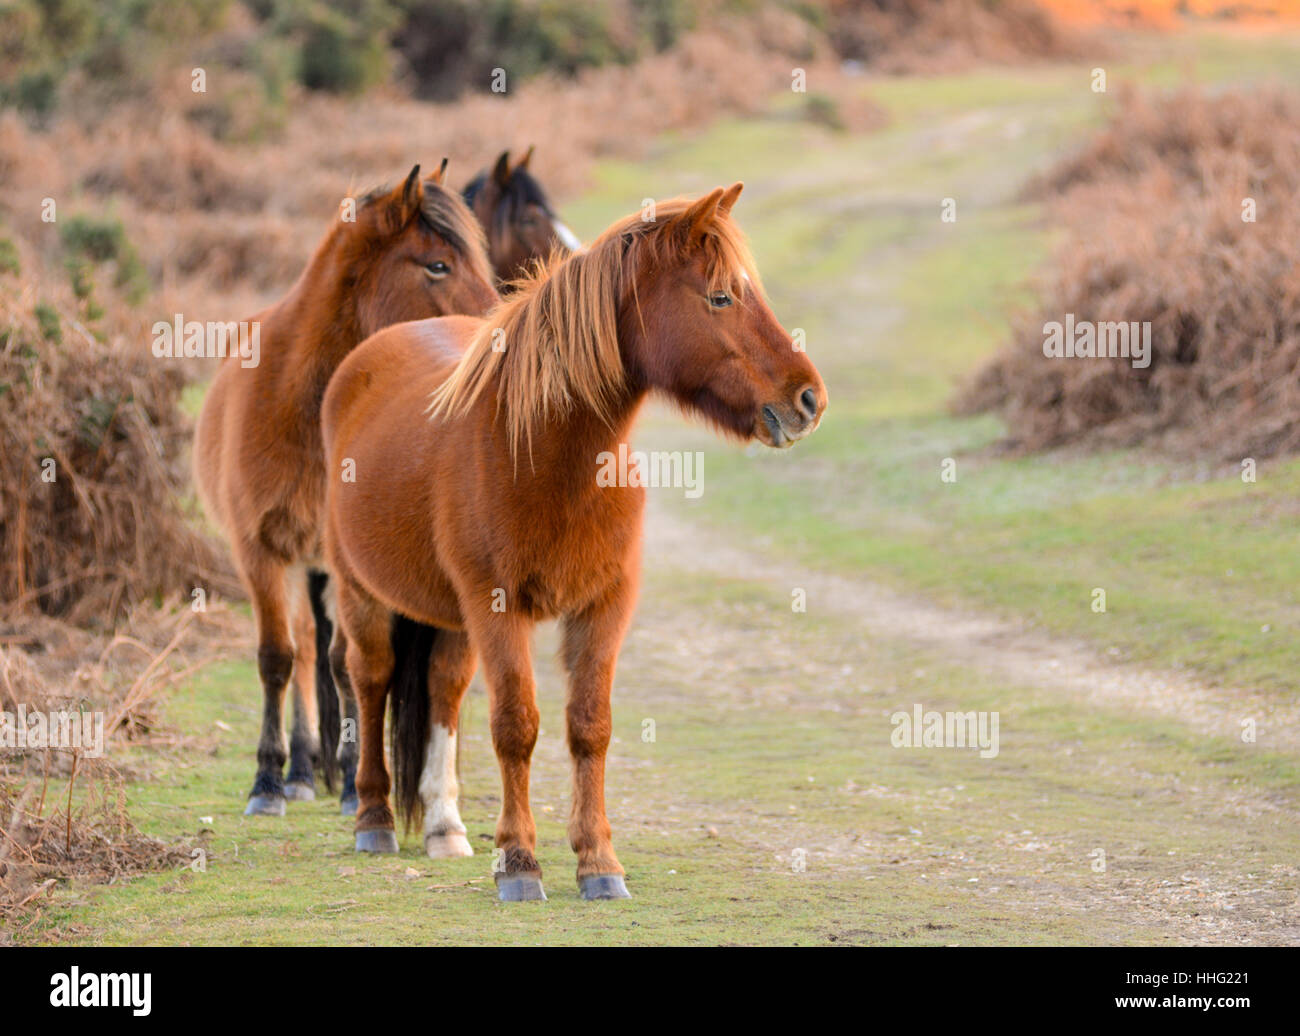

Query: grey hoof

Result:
[580,874,631,900]
[355,829,399,854]
[284,782,316,802]
[244,794,286,817]
[496,874,547,902]
[340,795,358,816]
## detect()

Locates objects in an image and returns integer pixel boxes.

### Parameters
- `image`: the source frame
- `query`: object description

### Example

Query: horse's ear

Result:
[517,145,535,171]
[429,157,449,185]
[681,187,726,241]
[718,181,743,216]
[492,150,512,188]
[390,163,422,229]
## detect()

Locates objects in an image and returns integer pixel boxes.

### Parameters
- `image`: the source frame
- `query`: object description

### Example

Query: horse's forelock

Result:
[417,184,493,283]
[590,199,761,299]
[354,178,491,276]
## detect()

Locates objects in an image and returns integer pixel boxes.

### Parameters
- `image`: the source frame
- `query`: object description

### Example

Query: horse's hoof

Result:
[339,795,358,816]
[579,874,631,900]
[244,794,286,817]
[425,832,474,859]
[496,874,547,902]
[284,782,316,802]
[355,829,399,854]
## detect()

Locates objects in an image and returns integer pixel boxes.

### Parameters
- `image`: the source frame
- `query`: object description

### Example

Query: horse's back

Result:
[321,315,485,627]
[322,315,482,449]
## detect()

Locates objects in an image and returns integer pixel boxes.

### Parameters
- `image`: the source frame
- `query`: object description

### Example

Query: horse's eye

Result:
[708,291,733,308]
[425,261,450,279]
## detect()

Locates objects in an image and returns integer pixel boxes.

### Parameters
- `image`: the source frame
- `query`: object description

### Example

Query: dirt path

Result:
[645,496,1300,754]
[623,494,1300,945]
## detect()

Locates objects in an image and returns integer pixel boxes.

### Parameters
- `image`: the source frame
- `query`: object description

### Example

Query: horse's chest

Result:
[505,500,638,619]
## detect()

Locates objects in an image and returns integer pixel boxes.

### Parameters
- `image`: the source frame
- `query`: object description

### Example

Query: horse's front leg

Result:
[236,545,294,817]
[334,575,398,853]
[560,576,636,900]
[467,612,544,901]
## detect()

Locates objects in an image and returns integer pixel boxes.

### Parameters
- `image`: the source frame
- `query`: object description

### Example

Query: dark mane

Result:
[463,165,555,235]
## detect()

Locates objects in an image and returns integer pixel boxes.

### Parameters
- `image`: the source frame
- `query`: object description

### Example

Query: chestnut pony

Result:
[463,147,582,284]
[194,163,497,817]
[320,183,826,900]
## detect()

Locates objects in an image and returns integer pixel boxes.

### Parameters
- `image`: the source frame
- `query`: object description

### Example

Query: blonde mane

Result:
[426,196,762,461]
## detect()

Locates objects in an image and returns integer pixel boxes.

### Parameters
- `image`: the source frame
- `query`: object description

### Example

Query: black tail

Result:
[307,569,339,794]
[389,615,437,833]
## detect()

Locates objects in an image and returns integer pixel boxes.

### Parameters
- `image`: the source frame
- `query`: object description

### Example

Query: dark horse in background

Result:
[321,184,826,900]
[463,147,582,285]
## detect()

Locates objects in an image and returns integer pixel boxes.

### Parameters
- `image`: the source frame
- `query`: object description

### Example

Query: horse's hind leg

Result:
[467,612,544,901]
[421,630,477,858]
[284,577,320,802]
[559,577,635,900]
[330,628,360,816]
[335,575,398,853]
[239,546,294,816]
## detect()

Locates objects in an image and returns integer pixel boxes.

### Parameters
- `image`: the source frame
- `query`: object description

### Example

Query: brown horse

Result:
[194,163,498,817]
[463,147,582,285]
[320,183,827,900]
[297,153,569,808]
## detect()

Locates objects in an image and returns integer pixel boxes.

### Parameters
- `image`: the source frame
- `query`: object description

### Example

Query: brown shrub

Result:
[954,86,1300,459]
[0,240,236,626]
[79,112,270,214]
[828,0,1094,73]
[1024,85,1300,199]
[0,774,191,941]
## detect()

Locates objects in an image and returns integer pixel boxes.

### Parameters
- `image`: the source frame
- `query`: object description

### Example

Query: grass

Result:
[27,569,1300,945]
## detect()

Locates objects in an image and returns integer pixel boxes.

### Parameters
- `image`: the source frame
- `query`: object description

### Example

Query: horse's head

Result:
[464,148,580,285]
[349,162,498,335]
[625,184,827,448]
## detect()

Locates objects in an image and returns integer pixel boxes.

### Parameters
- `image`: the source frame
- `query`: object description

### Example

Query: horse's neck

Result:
[520,386,646,492]
[272,249,365,405]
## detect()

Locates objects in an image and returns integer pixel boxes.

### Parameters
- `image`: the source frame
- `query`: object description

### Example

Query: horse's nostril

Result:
[761,405,783,442]
[798,388,819,420]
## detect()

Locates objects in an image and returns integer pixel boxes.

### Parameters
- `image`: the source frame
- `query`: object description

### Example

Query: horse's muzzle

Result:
[758,384,825,448]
